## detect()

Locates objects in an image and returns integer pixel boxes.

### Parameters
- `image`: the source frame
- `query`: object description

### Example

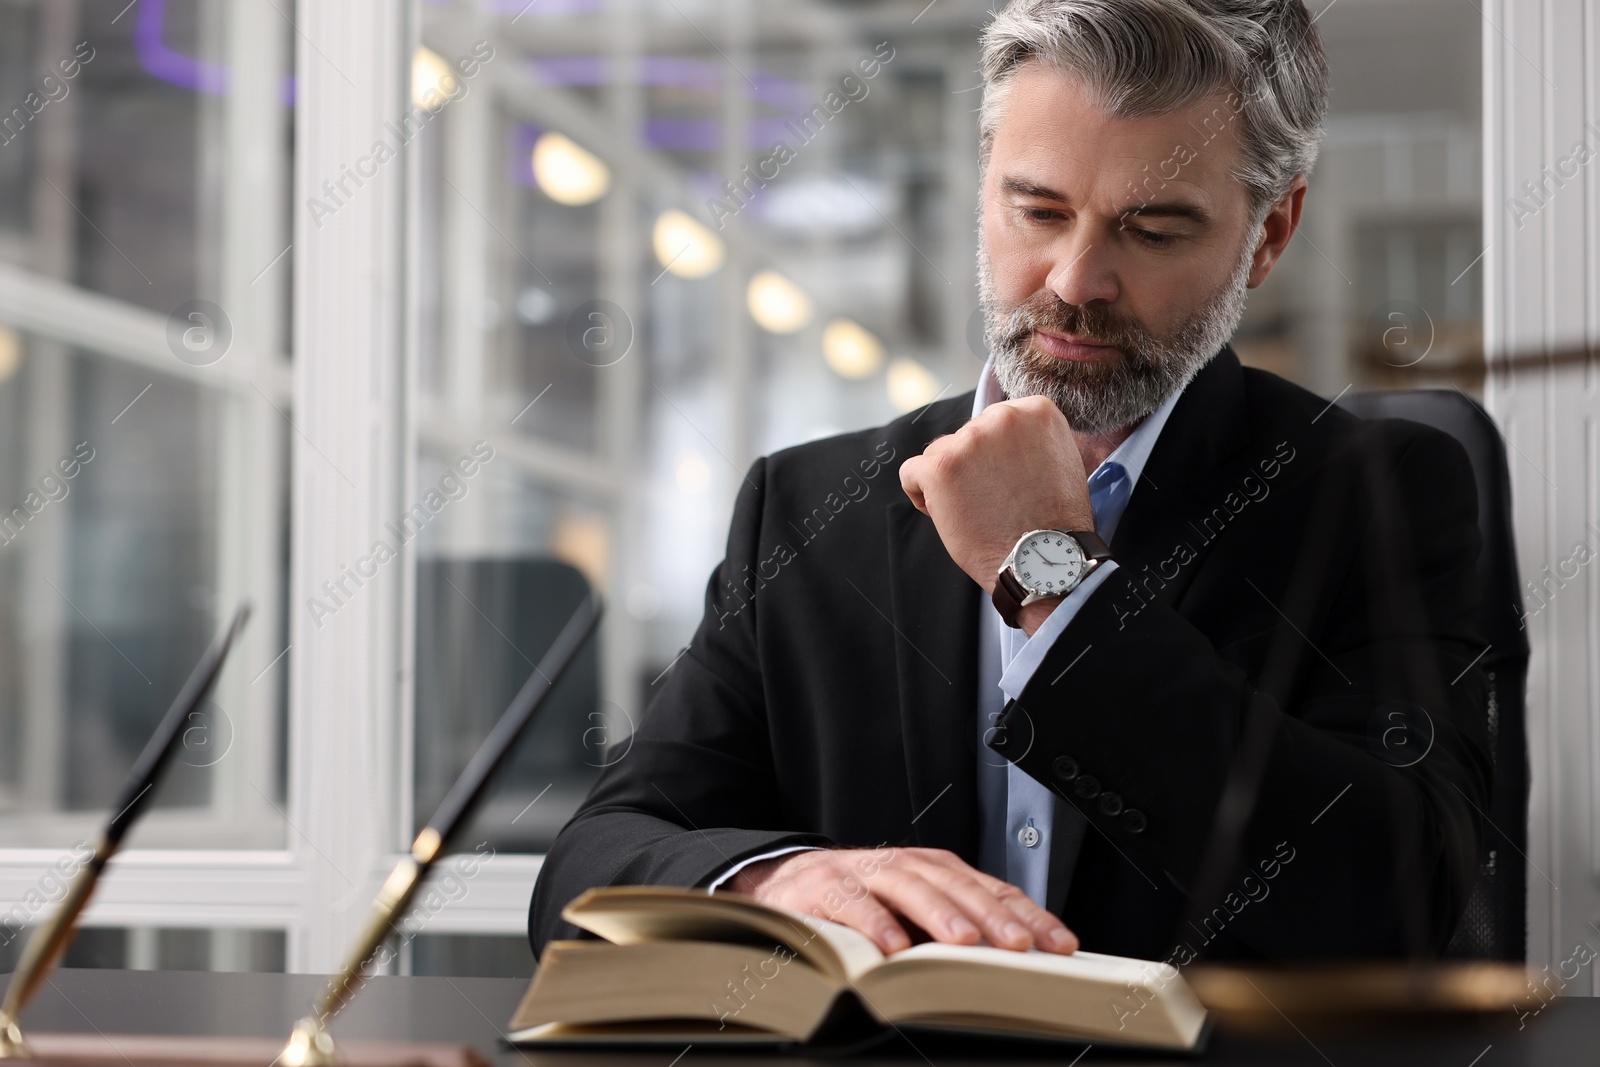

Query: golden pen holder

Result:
[276,1017,341,1067]
[0,1013,31,1060]
[273,842,435,1067]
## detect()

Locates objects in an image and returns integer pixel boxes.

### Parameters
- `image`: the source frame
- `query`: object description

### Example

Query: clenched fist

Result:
[899,396,1095,632]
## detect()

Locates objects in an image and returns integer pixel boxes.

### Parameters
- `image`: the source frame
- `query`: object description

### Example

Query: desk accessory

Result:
[0,605,251,1060]
[275,593,601,1067]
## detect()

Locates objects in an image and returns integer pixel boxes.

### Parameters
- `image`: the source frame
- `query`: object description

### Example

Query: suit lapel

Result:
[1109,348,1252,610]
[885,498,982,863]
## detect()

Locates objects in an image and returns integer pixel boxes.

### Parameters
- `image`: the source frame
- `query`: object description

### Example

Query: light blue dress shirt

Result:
[708,364,1182,899]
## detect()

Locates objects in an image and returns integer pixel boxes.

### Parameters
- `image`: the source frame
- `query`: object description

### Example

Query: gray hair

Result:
[978,0,1330,218]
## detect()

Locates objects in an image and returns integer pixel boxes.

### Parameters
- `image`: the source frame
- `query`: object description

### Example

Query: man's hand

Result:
[899,396,1094,623]
[725,846,1079,956]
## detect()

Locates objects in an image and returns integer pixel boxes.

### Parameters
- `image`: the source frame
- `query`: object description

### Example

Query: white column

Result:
[598,0,646,723]
[214,0,291,844]
[1483,0,1600,982]
[17,0,82,824]
[944,40,981,395]
[288,0,411,971]
[716,0,755,477]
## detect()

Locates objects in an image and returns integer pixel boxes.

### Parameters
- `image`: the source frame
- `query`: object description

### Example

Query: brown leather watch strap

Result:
[1074,529,1112,561]
[991,568,1031,629]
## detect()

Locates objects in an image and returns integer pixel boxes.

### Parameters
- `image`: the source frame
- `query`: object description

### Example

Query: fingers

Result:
[928,870,1036,950]
[757,848,1076,957]
[986,394,1063,429]
[900,432,962,515]
[755,850,914,955]
[873,853,1074,954]
[827,890,914,955]
[917,851,1079,953]
[997,888,1078,953]
[898,456,929,513]
[871,865,986,947]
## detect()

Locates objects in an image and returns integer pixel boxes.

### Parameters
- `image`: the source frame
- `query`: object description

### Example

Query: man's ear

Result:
[1246,174,1308,289]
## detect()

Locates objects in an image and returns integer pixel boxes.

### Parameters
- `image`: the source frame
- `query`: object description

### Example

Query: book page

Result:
[857,944,1204,1050]
[789,916,888,985]
[561,887,885,983]
[512,940,844,1041]
[884,943,1178,983]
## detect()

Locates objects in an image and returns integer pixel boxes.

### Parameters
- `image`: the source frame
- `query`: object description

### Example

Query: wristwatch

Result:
[991,528,1112,628]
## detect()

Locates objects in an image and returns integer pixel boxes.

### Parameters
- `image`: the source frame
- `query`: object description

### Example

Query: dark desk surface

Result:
[11,969,1597,1066]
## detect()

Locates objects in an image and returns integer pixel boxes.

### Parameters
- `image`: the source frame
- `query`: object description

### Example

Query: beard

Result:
[976,236,1255,436]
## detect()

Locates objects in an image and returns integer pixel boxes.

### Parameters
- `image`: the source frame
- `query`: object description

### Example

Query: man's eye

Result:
[1023,207,1060,222]
[1129,228,1177,248]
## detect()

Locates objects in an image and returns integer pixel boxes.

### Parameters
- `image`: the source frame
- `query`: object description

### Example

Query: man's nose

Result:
[1045,233,1118,307]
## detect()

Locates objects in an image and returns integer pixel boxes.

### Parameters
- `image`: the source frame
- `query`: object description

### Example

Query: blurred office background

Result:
[0,0,1591,984]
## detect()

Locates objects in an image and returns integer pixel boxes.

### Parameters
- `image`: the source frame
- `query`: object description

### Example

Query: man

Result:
[530,0,1489,964]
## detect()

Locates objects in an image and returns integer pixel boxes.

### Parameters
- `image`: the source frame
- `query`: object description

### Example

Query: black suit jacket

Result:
[529,349,1491,963]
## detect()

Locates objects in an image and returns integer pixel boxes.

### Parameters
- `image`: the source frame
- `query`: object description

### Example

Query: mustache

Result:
[1001,294,1152,362]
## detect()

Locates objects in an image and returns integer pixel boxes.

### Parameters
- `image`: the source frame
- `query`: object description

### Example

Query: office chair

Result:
[1337,388,1529,961]
[414,557,601,853]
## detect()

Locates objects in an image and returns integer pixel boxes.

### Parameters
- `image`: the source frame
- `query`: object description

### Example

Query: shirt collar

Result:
[972,357,1183,487]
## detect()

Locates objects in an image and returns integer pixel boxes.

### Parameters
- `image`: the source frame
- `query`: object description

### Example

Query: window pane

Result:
[0,1,293,325]
[409,933,533,979]
[0,925,285,973]
[0,334,287,848]
[1230,2,1482,395]
[411,450,610,851]
[0,0,291,850]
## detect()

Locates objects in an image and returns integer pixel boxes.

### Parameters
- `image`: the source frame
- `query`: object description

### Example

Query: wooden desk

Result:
[12,968,1597,1065]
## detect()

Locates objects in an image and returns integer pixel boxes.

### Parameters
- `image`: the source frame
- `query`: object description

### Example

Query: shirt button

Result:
[1017,820,1041,848]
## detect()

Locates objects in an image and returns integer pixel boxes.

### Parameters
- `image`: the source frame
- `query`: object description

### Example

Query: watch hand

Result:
[1035,550,1065,566]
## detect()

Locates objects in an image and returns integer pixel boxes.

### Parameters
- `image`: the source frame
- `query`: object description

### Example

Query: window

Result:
[0,0,291,895]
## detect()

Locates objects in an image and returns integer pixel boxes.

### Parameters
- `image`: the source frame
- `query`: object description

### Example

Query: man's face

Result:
[978,60,1264,435]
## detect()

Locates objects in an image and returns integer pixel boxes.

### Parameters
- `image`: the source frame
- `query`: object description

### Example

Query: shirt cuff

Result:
[704,845,822,894]
[998,560,1119,701]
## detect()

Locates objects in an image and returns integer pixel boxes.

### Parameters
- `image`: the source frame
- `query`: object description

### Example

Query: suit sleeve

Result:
[528,457,834,957]
[995,425,1493,959]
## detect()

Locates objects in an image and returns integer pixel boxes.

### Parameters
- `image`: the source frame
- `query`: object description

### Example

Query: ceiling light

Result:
[550,511,611,590]
[412,47,459,112]
[652,210,725,279]
[0,326,20,382]
[887,356,942,412]
[532,132,612,206]
[746,270,813,333]
[822,318,884,379]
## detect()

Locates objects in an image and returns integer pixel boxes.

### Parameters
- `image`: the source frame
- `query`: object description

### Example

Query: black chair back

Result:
[1337,389,1528,960]
[414,558,602,853]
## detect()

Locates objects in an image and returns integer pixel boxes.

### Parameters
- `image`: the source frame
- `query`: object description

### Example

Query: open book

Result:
[508,886,1209,1052]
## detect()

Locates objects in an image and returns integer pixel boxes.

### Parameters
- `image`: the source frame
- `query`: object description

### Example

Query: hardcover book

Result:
[508,886,1209,1052]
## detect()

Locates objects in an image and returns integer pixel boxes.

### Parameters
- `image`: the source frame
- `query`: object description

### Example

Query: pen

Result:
[0,603,252,1059]
[276,592,602,1067]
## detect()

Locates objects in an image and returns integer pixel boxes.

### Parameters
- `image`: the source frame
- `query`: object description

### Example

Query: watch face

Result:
[1013,531,1086,596]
